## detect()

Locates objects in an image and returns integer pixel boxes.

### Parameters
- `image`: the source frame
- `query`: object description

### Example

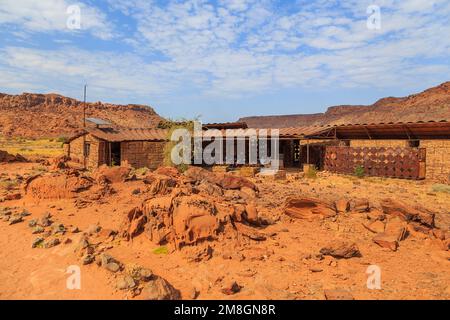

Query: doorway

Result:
[110,142,121,166]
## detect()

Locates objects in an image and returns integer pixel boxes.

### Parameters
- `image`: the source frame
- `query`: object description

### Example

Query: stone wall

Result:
[121,141,166,169]
[421,140,450,184]
[67,134,102,169]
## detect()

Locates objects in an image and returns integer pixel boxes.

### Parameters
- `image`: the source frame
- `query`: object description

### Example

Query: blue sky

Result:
[0,0,449,123]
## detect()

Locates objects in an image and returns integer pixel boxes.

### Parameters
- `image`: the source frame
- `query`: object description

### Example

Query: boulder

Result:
[372,234,399,251]
[351,199,370,213]
[153,167,180,178]
[116,275,137,290]
[92,165,131,184]
[335,199,350,213]
[144,174,177,195]
[142,276,181,300]
[381,199,435,228]
[24,173,94,200]
[284,197,336,220]
[320,241,361,259]
[221,281,241,295]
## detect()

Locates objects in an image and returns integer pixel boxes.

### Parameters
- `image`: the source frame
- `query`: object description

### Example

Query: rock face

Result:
[0,92,163,138]
[24,172,94,200]
[238,81,450,128]
[121,167,264,250]
[142,276,180,300]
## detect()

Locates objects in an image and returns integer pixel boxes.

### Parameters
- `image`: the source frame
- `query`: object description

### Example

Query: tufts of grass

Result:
[305,166,318,179]
[431,184,450,194]
[0,180,18,191]
[0,135,64,157]
[152,246,169,255]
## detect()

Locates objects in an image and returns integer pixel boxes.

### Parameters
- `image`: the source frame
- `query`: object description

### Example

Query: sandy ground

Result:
[0,162,449,300]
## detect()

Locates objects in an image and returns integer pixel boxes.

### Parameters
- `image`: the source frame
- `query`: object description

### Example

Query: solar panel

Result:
[86,118,111,125]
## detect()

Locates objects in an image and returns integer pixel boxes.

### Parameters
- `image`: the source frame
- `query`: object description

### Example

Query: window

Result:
[84,143,91,157]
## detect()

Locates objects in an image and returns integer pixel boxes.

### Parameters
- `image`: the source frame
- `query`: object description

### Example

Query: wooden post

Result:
[306,140,310,164]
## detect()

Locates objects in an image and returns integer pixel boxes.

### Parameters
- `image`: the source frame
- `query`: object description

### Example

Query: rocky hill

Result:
[0,93,164,138]
[239,82,450,128]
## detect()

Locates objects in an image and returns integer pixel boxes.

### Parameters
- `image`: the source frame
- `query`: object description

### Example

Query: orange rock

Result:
[320,241,361,259]
[372,234,399,251]
[363,220,385,234]
[284,197,336,220]
[153,166,180,178]
[324,289,354,300]
[381,199,435,228]
[335,199,350,213]
[92,165,131,184]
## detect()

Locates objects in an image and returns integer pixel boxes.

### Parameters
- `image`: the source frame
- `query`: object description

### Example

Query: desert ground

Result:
[0,150,449,301]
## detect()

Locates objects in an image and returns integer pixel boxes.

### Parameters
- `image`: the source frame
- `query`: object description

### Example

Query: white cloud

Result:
[0,0,114,39]
[1,0,449,106]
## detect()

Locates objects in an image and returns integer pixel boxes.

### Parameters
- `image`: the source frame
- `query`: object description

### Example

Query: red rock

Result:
[372,234,399,251]
[351,199,370,213]
[367,209,386,221]
[5,193,21,200]
[324,289,354,300]
[244,204,259,225]
[284,197,336,220]
[153,166,180,178]
[335,199,350,213]
[433,229,446,240]
[385,217,408,242]
[381,199,435,227]
[221,281,241,295]
[320,241,361,259]
[92,165,131,184]
[363,220,385,234]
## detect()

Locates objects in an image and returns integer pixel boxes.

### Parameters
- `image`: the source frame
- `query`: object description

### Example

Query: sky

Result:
[0,0,449,123]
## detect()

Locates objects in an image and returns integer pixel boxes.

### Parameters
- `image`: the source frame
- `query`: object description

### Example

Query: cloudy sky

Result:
[0,0,449,122]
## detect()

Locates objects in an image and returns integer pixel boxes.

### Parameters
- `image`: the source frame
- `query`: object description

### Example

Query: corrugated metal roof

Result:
[87,127,169,142]
[86,118,111,126]
[199,126,322,138]
[310,120,450,139]
[203,122,248,130]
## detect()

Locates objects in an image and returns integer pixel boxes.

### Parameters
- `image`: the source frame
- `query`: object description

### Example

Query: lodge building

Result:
[65,119,450,184]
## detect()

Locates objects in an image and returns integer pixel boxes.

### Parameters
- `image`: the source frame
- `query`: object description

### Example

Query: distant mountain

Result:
[239,82,450,128]
[0,93,163,138]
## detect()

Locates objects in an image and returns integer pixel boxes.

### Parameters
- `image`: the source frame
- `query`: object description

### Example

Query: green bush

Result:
[354,165,365,178]
[305,166,318,179]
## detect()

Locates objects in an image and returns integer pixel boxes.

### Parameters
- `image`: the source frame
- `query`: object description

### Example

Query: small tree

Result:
[354,165,365,178]
[161,117,198,173]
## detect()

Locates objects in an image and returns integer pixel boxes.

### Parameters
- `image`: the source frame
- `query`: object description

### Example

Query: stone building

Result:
[65,125,168,170]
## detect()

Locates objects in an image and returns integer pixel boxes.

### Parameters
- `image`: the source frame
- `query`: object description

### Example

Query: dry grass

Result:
[0,135,64,157]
